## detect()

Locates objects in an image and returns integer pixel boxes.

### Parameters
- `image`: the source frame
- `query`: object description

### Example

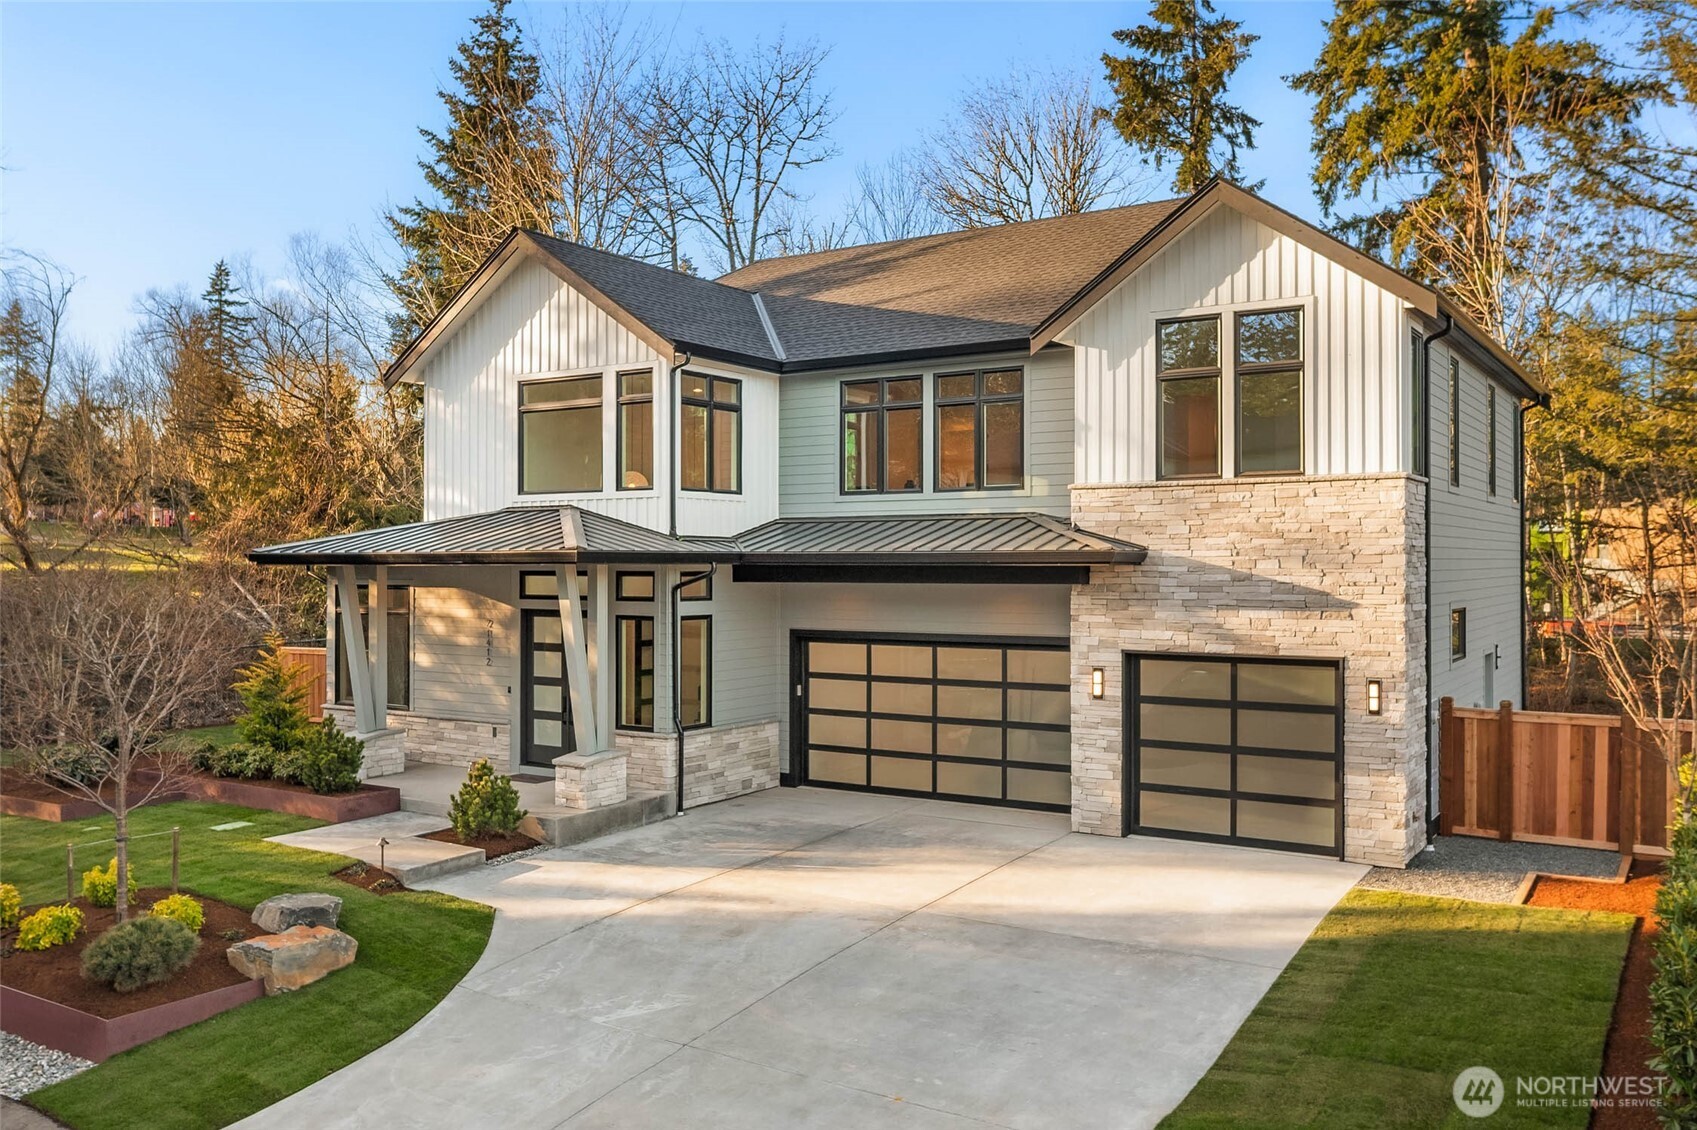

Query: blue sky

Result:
[1,1,1336,351]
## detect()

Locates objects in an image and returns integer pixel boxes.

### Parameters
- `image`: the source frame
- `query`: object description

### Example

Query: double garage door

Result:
[799,635,1071,810]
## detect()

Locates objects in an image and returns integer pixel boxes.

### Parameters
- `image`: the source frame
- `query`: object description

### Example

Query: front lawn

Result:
[1162,889,1633,1129]
[2,801,493,1130]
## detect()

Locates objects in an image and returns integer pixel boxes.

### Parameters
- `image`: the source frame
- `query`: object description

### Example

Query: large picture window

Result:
[1235,309,1303,475]
[617,615,655,730]
[1157,317,1220,479]
[618,370,653,491]
[679,616,712,729]
[520,375,602,493]
[842,377,922,493]
[334,584,411,710]
[935,369,1023,491]
[680,373,741,493]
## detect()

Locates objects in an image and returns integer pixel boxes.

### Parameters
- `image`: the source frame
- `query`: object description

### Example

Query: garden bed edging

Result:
[0,978,265,1063]
[0,776,399,823]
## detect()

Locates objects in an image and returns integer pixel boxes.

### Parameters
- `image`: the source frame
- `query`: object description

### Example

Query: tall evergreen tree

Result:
[1102,0,1260,194]
[386,0,560,339]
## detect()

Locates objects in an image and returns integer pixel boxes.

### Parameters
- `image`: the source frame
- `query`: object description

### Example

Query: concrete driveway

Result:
[236,788,1362,1130]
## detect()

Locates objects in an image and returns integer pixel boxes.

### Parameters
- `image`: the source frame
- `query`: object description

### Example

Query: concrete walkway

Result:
[236,789,1362,1130]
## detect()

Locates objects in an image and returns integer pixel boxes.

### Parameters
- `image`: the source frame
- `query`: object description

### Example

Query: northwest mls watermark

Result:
[1453,1066,1665,1118]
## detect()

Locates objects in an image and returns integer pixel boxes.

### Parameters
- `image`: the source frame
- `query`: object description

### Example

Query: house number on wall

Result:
[485,619,494,666]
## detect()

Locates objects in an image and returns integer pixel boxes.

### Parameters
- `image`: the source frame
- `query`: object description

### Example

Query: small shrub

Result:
[201,741,275,781]
[28,744,103,788]
[1652,818,1697,1119]
[15,904,83,951]
[148,893,205,933]
[187,740,222,774]
[81,858,138,908]
[232,633,312,754]
[81,916,199,992]
[0,883,20,929]
[448,759,527,839]
[293,721,364,795]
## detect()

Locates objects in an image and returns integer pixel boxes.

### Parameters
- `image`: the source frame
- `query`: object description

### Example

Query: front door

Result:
[521,610,573,767]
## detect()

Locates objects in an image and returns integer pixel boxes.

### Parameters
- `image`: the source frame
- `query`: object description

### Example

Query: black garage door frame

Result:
[1122,651,1346,858]
[789,629,1072,813]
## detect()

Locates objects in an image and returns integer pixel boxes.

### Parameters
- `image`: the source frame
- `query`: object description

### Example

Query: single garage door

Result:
[799,635,1071,810]
[1127,654,1343,856]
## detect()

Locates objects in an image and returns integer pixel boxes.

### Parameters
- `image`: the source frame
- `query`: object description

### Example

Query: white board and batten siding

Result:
[420,256,778,537]
[1063,203,1414,484]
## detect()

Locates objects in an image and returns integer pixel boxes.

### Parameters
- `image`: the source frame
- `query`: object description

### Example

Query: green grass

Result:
[2,801,493,1130]
[1161,889,1634,1129]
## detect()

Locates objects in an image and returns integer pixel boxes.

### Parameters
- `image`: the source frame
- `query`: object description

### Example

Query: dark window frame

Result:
[332,583,413,711]
[1512,403,1523,503]
[615,571,655,602]
[615,614,656,732]
[680,573,713,602]
[1156,315,1222,481]
[1411,329,1427,478]
[1232,307,1305,477]
[679,615,713,730]
[1451,608,1468,660]
[839,376,923,495]
[680,372,742,495]
[616,368,655,493]
[1448,358,1462,487]
[518,569,589,605]
[517,373,604,495]
[932,367,1025,493]
[1486,385,1498,497]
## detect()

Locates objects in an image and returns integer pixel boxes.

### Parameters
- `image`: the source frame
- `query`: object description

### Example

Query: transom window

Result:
[615,572,655,601]
[680,373,741,493]
[842,377,922,493]
[519,375,602,494]
[618,370,654,491]
[1157,317,1221,479]
[935,368,1023,491]
[1235,309,1303,474]
[1451,608,1468,660]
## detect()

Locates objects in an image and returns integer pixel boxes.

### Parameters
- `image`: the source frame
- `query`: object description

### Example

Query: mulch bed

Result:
[332,863,406,895]
[421,827,541,860]
[0,888,263,1019]
[1527,862,1664,1128]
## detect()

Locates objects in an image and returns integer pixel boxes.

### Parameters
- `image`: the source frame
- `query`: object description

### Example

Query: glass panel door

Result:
[522,610,573,767]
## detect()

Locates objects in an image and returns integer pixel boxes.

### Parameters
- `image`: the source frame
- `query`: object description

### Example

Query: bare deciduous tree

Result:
[850,151,946,243]
[0,252,75,572]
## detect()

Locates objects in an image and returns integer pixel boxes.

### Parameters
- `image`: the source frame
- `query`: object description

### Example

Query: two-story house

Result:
[251,179,1545,868]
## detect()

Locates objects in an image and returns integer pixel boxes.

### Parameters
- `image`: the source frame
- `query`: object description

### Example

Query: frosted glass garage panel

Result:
[1007,649,1068,685]
[937,761,1002,798]
[1238,754,1335,800]
[872,681,932,716]
[871,644,932,678]
[937,647,1002,682]
[871,718,931,754]
[871,756,932,792]
[809,750,866,785]
[1236,800,1334,847]
[1139,658,1229,700]
[1139,703,1230,746]
[1237,663,1336,707]
[938,684,1002,720]
[1238,709,1335,753]
[1139,748,1230,791]
[1006,728,1069,764]
[1139,791,1230,837]
[809,678,866,712]
[810,713,867,749]
[810,642,866,674]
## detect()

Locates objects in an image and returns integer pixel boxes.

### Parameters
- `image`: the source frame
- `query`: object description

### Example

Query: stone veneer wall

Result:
[324,705,507,771]
[619,720,780,809]
[1071,474,1427,868]
[324,706,408,779]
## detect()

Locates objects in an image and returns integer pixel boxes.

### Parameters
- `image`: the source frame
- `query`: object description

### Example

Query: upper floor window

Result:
[1448,358,1461,487]
[1512,405,1522,502]
[681,373,741,493]
[1235,309,1303,474]
[1157,317,1220,479]
[520,375,602,494]
[618,370,653,491]
[842,377,922,493]
[1410,329,1427,478]
[936,368,1023,491]
[1486,386,1498,497]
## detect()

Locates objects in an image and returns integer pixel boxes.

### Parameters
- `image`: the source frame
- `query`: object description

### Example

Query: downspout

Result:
[1421,311,1455,844]
[670,562,717,815]
[668,351,693,538]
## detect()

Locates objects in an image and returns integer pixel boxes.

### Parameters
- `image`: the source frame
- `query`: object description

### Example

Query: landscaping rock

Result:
[251,892,342,932]
[227,925,357,994]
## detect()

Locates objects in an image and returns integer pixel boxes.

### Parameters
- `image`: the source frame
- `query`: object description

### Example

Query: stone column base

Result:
[354,728,407,779]
[554,748,629,809]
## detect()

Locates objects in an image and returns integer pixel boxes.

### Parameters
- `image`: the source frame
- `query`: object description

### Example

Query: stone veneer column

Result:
[1069,474,1428,868]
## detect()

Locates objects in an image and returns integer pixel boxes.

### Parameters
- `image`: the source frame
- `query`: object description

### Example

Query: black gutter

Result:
[670,563,717,815]
[1421,311,1454,842]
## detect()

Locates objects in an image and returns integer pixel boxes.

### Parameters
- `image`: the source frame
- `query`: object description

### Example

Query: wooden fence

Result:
[1438,698,1696,856]
[278,646,327,722]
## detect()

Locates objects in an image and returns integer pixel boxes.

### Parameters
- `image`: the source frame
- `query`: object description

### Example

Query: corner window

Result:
[1486,386,1498,497]
[334,584,411,710]
[1157,317,1221,479]
[680,373,741,493]
[1410,329,1427,478]
[618,370,654,491]
[519,375,602,493]
[935,368,1023,491]
[616,571,655,601]
[617,615,655,730]
[679,615,712,729]
[1235,309,1303,475]
[842,377,922,493]
[1450,608,1468,660]
[1448,358,1461,487]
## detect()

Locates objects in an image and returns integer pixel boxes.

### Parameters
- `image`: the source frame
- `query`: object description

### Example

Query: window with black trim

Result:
[1486,386,1498,497]
[1448,358,1461,487]
[520,375,602,493]
[616,571,655,601]
[616,615,655,730]
[842,377,922,493]
[1411,329,1427,477]
[1451,608,1468,660]
[935,368,1023,491]
[618,370,653,491]
[334,584,411,710]
[1512,404,1522,502]
[679,616,712,729]
[680,373,740,493]
[1157,317,1220,479]
[1235,309,1303,474]
[519,570,589,602]
[680,573,712,601]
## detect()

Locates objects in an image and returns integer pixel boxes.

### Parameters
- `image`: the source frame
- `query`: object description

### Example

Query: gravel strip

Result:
[1357,835,1623,904]
[0,1033,93,1099]
[482,841,557,867]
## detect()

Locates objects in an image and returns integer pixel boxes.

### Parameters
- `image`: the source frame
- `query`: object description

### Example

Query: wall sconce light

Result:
[1366,679,1383,715]
[1090,667,1105,699]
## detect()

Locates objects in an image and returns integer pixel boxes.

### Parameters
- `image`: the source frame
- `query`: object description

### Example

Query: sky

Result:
[0,1,1337,354]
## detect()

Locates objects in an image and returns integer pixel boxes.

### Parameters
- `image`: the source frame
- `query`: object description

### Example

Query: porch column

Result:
[369,565,389,732]
[592,566,614,749]
[334,565,377,734]
[555,565,600,755]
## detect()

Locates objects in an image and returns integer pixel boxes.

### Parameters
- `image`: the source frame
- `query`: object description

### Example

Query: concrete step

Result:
[522,791,676,847]
[267,811,488,886]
